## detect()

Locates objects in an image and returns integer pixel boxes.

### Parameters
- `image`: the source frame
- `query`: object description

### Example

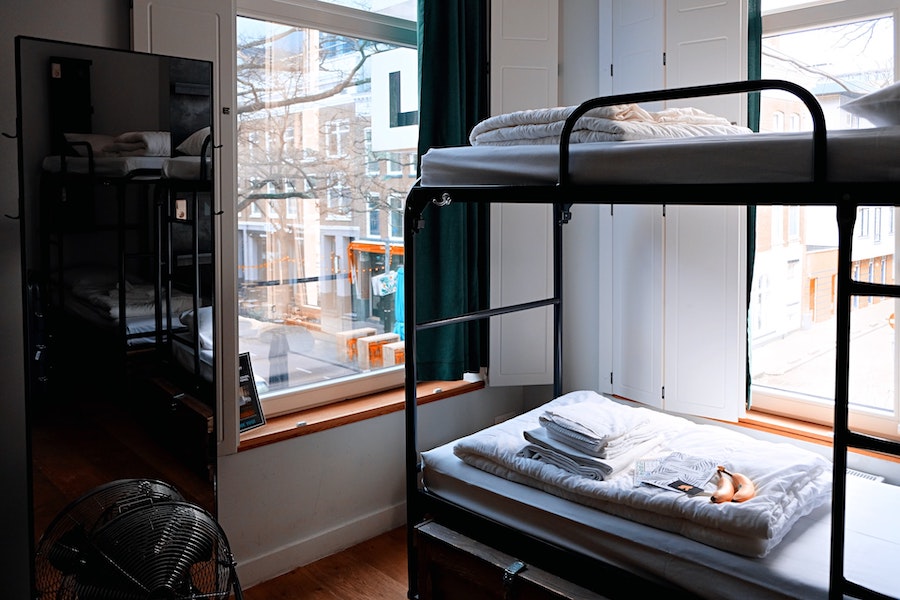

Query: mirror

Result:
[16,37,217,544]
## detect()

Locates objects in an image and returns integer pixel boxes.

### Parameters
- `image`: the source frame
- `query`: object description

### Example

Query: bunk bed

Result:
[40,143,172,360]
[403,80,900,600]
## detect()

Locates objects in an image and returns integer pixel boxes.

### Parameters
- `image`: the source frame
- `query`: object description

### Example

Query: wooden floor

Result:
[30,371,409,599]
[30,380,216,543]
[241,526,409,599]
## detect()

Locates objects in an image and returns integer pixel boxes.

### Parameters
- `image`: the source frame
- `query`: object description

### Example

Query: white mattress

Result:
[421,443,900,599]
[420,126,900,186]
[162,156,212,181]
[42,155,167,178]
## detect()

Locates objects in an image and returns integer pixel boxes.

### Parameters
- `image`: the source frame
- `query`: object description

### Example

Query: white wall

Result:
[219,385,525,586]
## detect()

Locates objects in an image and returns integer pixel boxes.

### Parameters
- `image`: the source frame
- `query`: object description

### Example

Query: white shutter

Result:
[662,0,746,419]
[665,0,747,124]
[612,205,665,408]
[489,0,558,386]
[601,0,746,418]
[610,0,665,109]
[132,0,239,451]
[604,1,666,406]
[664,205,746,421]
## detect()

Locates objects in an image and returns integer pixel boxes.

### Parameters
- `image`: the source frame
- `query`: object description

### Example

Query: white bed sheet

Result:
[42,155,167,178]
[162,156,211,180]
[422,442,900,599]
[62,296,181,346]
[420,126,900,186]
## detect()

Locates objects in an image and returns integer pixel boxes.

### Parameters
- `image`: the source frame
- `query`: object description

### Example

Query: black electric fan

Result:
[34,478,243,599]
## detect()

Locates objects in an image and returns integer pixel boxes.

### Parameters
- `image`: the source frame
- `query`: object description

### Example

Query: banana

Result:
[721,468,756,503]
[710,466,735,503]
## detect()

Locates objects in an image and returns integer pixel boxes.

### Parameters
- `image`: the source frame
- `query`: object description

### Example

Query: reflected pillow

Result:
[843,82,900,126]
[176,126,211,156]
[64,133,115,157]
[180,305,214,349]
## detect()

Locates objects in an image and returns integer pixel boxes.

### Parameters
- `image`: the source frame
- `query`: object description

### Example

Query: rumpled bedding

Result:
[71,278,195,319]
[453,390,832,557]
[102,131,171,156]
[469,103,752,146]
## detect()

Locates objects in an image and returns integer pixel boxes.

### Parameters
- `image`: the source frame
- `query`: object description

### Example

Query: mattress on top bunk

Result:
[42,155,168,178]
[419,391,900,600]
[419,126,900,186]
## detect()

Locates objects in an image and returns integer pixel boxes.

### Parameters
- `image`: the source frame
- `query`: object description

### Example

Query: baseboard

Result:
[234,501,407,589]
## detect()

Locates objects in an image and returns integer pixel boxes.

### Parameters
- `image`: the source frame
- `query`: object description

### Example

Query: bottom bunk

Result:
[412,391,900,600]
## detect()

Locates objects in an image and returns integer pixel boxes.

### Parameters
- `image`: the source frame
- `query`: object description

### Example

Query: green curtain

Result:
[746,0,762,406]
[414,0,490,381]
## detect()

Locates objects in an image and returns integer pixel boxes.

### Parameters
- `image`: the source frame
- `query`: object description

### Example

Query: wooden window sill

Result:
[238,380,484,452]
[739,410,900,463]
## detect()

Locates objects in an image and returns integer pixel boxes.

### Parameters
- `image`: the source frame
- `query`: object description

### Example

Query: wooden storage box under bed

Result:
[415,521,608,600]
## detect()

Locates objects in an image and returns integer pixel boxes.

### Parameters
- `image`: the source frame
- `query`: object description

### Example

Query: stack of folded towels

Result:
[517,399,661,481]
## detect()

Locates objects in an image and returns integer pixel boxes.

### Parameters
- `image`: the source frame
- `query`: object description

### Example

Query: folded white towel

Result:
[521,427,661,481]
[102,131,171,157]
[544,420,658,459]
[538,400,652,455]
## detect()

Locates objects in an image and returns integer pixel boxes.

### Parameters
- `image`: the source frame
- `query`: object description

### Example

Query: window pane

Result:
[236,16,416,402]
[317,0,416,21]
[752,13,898,431]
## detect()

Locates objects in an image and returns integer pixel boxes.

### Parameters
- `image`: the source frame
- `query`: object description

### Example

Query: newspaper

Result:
[636,451,718,496]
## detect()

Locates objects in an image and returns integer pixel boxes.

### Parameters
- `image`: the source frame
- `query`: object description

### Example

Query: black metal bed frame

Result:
[403,79,900,600]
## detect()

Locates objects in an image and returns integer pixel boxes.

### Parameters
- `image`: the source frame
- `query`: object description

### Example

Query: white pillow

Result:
[180,305,214,349]
[176,126,211,156]
[843,82,900,126]
[64,133,116,157]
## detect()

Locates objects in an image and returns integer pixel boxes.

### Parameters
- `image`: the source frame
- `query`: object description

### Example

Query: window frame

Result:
[235,0,417,418]
[752,0,900,441]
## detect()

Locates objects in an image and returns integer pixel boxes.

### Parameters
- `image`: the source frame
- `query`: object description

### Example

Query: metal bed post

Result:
[830,201,854,600]
[830,198,900,600]
[403,189,424,600]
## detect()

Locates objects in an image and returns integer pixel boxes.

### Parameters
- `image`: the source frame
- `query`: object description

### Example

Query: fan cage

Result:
[34,479,241,600]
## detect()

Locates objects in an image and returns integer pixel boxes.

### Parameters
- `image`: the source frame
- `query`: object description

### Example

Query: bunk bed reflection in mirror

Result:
[15,36,218,545]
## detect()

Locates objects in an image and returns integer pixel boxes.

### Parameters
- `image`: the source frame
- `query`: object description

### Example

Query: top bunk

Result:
[409,79,900,211]
[37,49,213,185]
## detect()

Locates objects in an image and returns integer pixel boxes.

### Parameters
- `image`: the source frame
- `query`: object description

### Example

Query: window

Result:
[367,193,381,237]
[236,1,417,416]
[389,194,403,239]
[751,0,899,440]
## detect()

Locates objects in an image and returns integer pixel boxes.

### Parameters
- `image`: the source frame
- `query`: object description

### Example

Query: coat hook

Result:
[2,131,17,139]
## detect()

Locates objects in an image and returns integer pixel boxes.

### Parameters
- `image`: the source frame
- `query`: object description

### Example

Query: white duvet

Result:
[468,103,752,146]
[453,390,832,558]
[72,279,195,320]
